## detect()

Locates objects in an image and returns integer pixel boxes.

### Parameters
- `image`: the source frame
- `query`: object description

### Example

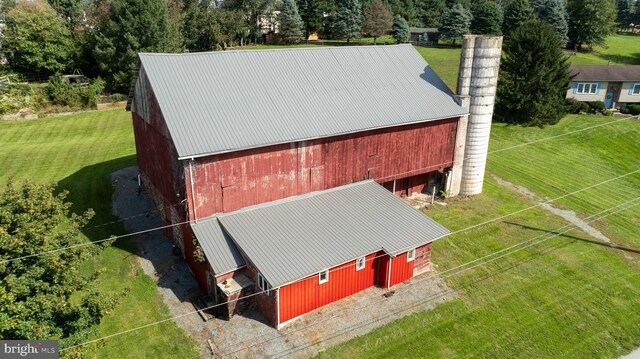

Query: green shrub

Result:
[577,102,590,113]
[627,104,640,116]
[110,93,126,103]
[602,109,613,116]
[565,98,580,113]
[588,101,606,113]
[45,75,105,110]
[619,106,630,114]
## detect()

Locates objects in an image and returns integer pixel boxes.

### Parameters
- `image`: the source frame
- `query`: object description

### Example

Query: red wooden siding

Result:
[279,252,378,324]
[186,118,459,219]
[389,252,415,287]
[181,227,207,289]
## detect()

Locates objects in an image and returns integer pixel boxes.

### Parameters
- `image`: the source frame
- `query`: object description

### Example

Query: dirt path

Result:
[491,174,612,243]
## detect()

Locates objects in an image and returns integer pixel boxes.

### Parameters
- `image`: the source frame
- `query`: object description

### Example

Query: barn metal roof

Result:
[190,217,245,275]
[570,65,640,82]
[135,45,466,159]
[214,180,450,288]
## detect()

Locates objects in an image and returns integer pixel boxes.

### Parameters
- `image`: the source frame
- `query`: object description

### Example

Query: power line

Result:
[218,198,640,358]
[59,195,640,354]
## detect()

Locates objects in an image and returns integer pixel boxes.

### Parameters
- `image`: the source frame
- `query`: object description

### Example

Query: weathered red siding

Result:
[182,228,207,289]
[279,252,378,324]
[389,252,415,287]
[185,118,459,219]
[414,243,433,275]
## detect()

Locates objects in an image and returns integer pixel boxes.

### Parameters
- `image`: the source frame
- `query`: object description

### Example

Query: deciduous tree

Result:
[470,0,503,35]
[392,15,410,43]
[0,180,117,346]
[502,0,534,36]
[415,0,447,27]
[438,3,471,43]
[333,0,363,43]
[495,20,572,127]
[1,2,72,75]
[363,0,393,44]
[297,0,334,40]
[279,0,305,42]
[567,0,617,49]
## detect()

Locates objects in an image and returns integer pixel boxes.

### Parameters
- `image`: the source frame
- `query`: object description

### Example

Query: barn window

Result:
[318,269,329,284]
[355,256,365,271]
[257,273,270,294]
[407,248,415,262]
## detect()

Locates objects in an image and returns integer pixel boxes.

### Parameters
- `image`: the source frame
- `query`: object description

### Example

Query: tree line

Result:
[0,0,633,93]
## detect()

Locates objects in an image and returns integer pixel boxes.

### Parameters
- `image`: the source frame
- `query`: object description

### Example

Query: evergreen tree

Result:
[279,0,305,42]
[470,0,503,35]
[503,0,534,36]
[495,20,572,127]
[47,0,83,29]
[363,0,393,44]
[94,0,180,92]
[333,0,363,43]
[439,3,471,43]
[385,0,417,25]
[392,15,410,43]
[415,0,447,28]
[567,0,617,49]
[297,0,333,40]
[534,0,569,47]
[1,2,72,75]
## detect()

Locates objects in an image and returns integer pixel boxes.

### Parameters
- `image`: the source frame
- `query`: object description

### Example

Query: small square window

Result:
[407,248,415,262]
[632,84,640,95]
[319,269,329,284]
[355,256,365,271]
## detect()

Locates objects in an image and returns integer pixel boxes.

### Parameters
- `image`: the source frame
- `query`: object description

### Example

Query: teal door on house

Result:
[605,91,614,108]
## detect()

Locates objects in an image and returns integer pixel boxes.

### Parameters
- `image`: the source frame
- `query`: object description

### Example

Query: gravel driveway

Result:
[112,166,457,358]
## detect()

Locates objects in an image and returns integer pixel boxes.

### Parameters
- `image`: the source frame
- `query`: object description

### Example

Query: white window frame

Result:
[407,248,416,262]
[318,269,329,284]
[355,256,366,271]
[632,83,640,95]
[257,273,270,294]
[576,83,598,95]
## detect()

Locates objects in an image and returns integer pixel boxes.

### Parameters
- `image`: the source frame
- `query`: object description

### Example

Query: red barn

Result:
[127,45,468,328]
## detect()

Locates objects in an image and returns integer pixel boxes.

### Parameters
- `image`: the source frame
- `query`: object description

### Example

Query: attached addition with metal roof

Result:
[193,180,450,288]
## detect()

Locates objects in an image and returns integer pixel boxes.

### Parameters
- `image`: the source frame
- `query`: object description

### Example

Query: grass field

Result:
[570,34,640,65]
[0,110,198,358]
[318,117,640,358]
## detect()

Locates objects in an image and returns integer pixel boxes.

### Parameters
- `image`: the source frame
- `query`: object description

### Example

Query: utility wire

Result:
[60,195,640,354]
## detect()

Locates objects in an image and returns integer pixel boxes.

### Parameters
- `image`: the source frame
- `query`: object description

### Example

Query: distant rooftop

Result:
[570,64,640,82]
[131,45,466,159]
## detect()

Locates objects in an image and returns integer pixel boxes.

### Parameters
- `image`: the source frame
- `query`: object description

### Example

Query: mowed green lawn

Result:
[318,117,640,358]
[0,110,198,358]
[570,34,640,65]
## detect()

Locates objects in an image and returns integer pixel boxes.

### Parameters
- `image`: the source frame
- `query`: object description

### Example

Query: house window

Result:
[575,83,598,94]
[356,256,365,271]
[407,248,416,262]
[257,273,270,293]
[631,84,640,95]
[319,269,329,284]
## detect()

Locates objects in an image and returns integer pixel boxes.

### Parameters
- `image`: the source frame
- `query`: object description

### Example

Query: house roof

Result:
[570,65,640,82]
[132,45,466,159]
[208,180,449,288]
[190,217,245,275]
[409,27,438,34]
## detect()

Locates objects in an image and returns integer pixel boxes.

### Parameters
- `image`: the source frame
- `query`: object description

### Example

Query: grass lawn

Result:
[0,110,198,358]
[318,116,640,358]
[569,34,640,65]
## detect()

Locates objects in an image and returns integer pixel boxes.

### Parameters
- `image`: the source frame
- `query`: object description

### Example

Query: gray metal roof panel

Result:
[217,180,450,288]
[190,217,245,275]
[138,45,466,159]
